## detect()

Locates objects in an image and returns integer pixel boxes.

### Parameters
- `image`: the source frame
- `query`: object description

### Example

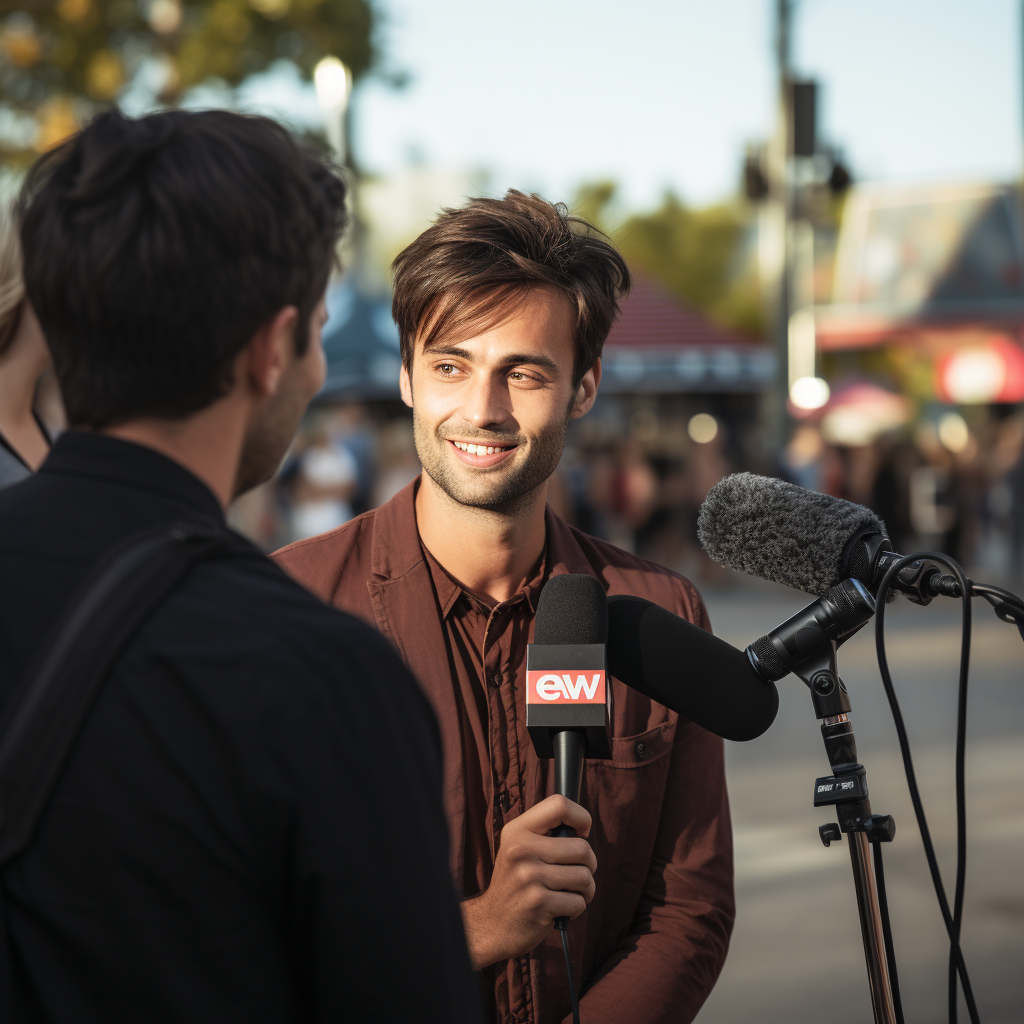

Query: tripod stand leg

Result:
[849,832,897,1024]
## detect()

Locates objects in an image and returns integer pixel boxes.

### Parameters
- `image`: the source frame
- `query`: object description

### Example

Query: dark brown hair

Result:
[392,190,630,386]
[18,108,347,428]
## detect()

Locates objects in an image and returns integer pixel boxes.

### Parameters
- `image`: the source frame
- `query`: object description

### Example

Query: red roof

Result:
[606,274,758,349]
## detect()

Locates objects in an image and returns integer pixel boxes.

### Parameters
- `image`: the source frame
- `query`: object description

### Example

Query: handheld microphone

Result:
[698,472,949,602]
[527,574,612,932]
[606,596,779,739]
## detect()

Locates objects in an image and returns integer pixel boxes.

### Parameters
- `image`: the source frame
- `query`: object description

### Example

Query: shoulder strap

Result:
[0,523,231,867]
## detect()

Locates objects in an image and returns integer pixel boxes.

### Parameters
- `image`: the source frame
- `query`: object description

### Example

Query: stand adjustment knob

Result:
[864,813,896,843]
[819,822,842,847]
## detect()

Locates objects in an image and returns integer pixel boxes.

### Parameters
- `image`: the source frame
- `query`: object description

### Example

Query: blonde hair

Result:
[0,203,25,355]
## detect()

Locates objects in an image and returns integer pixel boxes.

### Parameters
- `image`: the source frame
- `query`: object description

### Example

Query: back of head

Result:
[391,189,631,387]
[18,109,347,429]
[0,201,25,356]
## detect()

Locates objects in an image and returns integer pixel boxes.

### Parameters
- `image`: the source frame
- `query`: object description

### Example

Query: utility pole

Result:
[760,0,794,458]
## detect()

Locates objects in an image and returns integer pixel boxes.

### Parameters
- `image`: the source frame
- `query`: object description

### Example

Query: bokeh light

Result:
[687,413,719,444]
[937,411,970,453]
[789,376,831,410]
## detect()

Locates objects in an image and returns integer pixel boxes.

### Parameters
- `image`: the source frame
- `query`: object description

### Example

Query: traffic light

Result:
[790,79,816,158]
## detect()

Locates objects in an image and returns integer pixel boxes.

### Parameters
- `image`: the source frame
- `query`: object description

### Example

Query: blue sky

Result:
[245,0,1023,211]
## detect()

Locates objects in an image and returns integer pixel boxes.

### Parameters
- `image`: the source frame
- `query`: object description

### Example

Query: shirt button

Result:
[497,791,512,812]
[489,670,504,688]
[635,740,650,761]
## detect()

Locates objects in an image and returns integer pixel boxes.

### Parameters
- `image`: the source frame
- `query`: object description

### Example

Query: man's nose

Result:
[463,372,513,431]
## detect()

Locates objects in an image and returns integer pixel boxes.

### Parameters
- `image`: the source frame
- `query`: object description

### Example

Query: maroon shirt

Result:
[273,480,734,1024]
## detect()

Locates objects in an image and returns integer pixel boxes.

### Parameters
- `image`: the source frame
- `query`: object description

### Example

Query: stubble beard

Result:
[234,373,310,499]
[413,406,571,515]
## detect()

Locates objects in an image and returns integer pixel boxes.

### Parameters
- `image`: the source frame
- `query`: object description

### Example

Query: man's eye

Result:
[438,363,457,374]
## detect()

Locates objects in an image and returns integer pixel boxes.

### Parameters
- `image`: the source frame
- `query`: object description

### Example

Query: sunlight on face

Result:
[403,286,592,512]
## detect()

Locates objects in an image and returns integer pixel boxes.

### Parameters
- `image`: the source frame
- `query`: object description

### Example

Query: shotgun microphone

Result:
[606,596,779,738]
[527,574,612,932]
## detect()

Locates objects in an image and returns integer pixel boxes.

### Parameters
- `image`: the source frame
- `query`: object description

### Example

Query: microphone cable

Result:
[875,551,979,1024]
[871,839,904,1024]
[560,927,580,1024]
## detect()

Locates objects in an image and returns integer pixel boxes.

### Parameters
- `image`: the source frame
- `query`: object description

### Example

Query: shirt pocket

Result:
[582,719,677,884]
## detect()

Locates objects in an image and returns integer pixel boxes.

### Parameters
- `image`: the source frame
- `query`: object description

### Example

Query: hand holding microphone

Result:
[460,795,597,969]
[462,576,608,969]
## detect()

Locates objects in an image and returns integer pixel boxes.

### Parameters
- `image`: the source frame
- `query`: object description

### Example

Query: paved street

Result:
[694,575,1024,1024]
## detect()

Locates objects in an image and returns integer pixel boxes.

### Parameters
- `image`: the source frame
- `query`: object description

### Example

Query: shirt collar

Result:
[40,430,226,525]
[421,539,548,621]
[370,474,602,613]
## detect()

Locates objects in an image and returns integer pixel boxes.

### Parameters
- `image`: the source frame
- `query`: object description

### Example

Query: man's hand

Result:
[461,794,597,969]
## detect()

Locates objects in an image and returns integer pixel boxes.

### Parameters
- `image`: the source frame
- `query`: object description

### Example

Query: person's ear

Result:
[569,357,601,420]
[245,306,299,398]
[399,361,413,409]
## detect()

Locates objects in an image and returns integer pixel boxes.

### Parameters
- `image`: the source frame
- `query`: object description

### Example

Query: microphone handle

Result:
[551,729,586,932]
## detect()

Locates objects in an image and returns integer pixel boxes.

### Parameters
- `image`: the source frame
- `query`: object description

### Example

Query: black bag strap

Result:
[0,522,231,867]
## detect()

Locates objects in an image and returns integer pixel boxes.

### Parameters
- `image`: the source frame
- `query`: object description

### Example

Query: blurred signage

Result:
[819,182,1024,348]
[600,345,775,394]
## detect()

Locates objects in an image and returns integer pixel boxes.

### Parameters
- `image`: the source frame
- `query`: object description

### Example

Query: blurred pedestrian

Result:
[286,422,358,540]
[0,205,52,489]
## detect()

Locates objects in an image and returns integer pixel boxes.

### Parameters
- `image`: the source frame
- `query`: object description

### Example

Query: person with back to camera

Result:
[0,205,52,489]
[0,109,482,1024]
[274,191,735,1024]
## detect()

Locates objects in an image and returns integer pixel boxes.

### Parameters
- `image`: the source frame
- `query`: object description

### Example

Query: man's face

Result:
[401,286,599,511]
[235,297,328,497]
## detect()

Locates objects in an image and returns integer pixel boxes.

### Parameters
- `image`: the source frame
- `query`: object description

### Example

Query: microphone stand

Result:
[791,635,899,1024]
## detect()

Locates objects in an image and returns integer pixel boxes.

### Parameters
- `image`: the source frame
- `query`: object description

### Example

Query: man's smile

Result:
[447,438,520,467]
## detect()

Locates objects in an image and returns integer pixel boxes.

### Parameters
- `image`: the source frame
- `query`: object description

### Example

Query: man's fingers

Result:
[510,794,593,838]
[534,863,597,904]
[534,835,597,873]
[546,891,588,922]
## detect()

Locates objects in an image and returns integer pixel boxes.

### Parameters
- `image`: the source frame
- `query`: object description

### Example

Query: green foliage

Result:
[573,182,765,338]
[571,180,618,231]
[0,0,376,156]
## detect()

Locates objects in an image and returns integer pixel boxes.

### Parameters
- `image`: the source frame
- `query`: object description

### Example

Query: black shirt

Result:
[0,432,482,1024]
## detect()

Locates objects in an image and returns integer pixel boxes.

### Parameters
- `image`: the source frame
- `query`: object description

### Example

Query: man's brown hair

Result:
[392,189,631,387]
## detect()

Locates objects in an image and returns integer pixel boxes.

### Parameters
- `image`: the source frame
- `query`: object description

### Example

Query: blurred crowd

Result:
[228,395,1024,584]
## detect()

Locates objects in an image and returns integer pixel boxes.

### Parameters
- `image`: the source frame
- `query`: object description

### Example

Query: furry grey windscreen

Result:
[697,473,886,596]
[534,574,608,645]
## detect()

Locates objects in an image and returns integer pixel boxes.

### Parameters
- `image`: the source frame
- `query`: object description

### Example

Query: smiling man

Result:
[273,191,734,1024]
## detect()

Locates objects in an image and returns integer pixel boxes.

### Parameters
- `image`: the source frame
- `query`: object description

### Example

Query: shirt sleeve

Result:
[248,621,484,1024]
[566,583,735,1024]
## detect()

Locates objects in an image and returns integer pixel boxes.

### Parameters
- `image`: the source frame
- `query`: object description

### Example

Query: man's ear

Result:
[570,357,602,420]
[399,362,413,409]
[245,306,299,398]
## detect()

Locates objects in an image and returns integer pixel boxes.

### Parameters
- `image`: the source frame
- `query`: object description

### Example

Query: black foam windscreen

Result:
[697,472,887,597]
[534,574,608,645]
[607,595,778,742]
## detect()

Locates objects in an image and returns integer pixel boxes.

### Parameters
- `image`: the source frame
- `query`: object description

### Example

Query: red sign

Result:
[526,670,606,705]
[935,336,1024,404]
